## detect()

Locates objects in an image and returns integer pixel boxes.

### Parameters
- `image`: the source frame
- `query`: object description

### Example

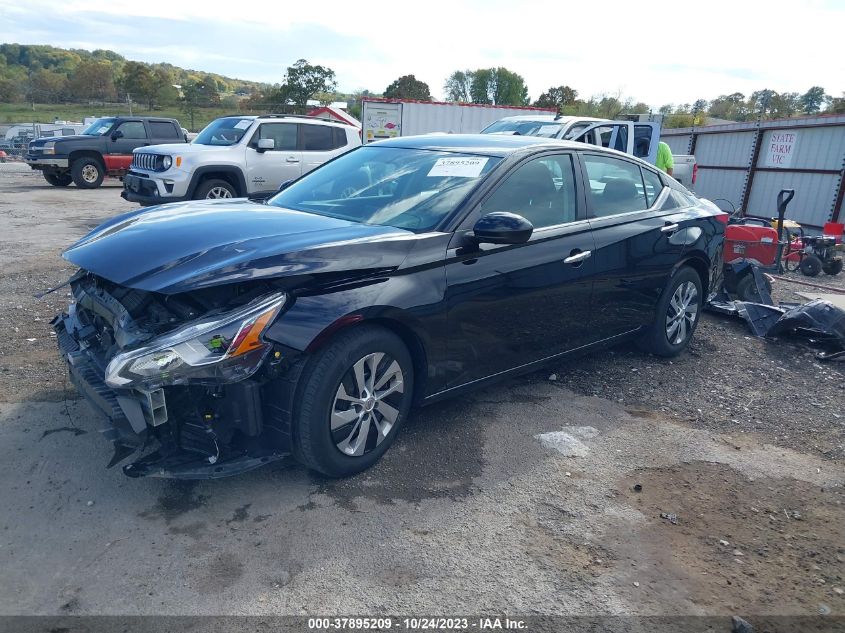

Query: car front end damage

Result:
[53,271,302,479]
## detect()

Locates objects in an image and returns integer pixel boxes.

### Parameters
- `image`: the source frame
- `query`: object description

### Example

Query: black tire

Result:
[293,325,414,478]
[735,273,772,302]
[636,267,703,358]
[44,172,72,187]
[799,254,823,277]
[822,258,843,276]
[70,157,104,189]
[193,178,237,200]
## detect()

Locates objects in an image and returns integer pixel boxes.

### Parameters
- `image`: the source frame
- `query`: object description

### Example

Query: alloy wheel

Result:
[206,186,233,199]
[81,164,100,183]
[331,352,405,457]
[665,281,698,345]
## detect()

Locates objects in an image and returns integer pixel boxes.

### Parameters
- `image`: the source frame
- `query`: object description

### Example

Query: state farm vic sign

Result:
[761,130,798,168]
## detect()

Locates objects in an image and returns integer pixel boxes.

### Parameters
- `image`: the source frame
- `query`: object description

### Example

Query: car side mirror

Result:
[111,130,123,141]
[472,212,533,245]
[257,138,275,152]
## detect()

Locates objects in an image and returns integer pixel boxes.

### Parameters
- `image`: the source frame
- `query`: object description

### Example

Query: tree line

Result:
[2,44,843,129]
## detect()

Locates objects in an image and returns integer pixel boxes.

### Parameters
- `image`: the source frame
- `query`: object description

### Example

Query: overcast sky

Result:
[3,0,844,107]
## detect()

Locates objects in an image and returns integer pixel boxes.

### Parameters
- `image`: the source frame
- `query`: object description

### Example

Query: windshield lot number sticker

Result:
[234,120,252,130]
[428,157,488,178]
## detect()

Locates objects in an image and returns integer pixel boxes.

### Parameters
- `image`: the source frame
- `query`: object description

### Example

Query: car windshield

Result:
[482,120,563,138]
[193,117,254,146]
[268,146,500,232]
[82,118,116,136]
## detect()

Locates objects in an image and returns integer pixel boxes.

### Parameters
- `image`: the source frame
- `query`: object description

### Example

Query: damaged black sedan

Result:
[54,135,726,479]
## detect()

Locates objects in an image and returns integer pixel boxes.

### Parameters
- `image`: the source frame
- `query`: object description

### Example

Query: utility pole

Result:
[127,92,133,116]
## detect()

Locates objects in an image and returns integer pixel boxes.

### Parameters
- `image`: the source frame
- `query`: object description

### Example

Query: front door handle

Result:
[286,157,300,163]
[564,250,592,265]
[661,223,680,234]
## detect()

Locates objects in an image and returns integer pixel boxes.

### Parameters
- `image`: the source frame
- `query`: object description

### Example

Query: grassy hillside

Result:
[0,102,236,131]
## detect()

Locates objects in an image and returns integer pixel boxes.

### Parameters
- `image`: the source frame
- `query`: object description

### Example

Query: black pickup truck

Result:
[25,117,187,189]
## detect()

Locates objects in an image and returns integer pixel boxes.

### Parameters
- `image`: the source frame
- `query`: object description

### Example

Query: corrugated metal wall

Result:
[662,115,845,229]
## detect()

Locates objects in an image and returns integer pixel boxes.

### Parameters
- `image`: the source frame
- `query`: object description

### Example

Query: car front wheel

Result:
[293,325,414,477]
[637,267,702,357]
[71,157,105,189]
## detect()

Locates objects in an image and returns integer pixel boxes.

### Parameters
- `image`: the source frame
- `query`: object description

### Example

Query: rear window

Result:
[302,124,343,151]
[481,119,563,138]
[149,121,180,139]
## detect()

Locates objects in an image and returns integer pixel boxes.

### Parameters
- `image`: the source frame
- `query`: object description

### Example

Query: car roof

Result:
[369,133,588,157]
[491,115,606,123]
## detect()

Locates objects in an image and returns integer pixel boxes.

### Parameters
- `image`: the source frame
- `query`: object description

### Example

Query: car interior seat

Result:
[598,179,640,216]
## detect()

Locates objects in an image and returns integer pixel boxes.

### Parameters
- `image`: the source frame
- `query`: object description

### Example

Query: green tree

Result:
[708,92,749,121]
[0,77,20,102]
[28,69,68,104]
[691,99,708,115]
[468,67,528,106]
[749,89,777,118]
[180,76,221,130]
[800,86,828,114]
[68,60,116,102]
[770,92,800,118]
[444,70,472,102]
[119,61,155,108]
[281,59,336,114]
[533,85,578,110]
[829,92,845,114]
[383,74,431,100]
[658,104,674,116]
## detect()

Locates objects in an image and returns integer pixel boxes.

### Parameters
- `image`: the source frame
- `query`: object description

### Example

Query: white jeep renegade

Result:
[122,114,361,205]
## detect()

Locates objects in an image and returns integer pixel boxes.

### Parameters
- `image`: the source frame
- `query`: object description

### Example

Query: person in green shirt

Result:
[656,141,674,176]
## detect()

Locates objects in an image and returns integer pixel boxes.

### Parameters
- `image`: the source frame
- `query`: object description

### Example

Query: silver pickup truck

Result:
[481,114,697,188]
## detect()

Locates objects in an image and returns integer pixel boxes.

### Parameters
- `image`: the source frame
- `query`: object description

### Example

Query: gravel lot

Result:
[0,162,843,621]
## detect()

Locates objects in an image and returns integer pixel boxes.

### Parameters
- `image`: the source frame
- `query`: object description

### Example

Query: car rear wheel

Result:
[71,157,105,189]
[293,325,413,477]
[194,179,236,200]
[636,267,702,357]
[44,172,72,187]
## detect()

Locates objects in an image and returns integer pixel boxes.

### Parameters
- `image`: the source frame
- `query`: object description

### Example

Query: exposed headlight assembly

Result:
[161,155,172,170]
[105,292,286,389]
[42,141,56,155]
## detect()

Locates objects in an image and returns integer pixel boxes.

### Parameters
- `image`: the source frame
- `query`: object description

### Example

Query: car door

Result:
[570,121,634,154]
[244,122,302,194]
[300,123,349,175]
[579,151,697,339]
[107,120,147,172]
[444,152,597,388]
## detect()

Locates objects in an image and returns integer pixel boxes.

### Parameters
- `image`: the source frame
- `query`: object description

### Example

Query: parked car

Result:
[482,115,698,186]
[121,114,361,205]
[54,134,726,479]
[25,117,187,189]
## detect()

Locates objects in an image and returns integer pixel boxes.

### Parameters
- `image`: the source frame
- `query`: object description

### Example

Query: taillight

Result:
[692,163,698,185]
[714,212,729,224]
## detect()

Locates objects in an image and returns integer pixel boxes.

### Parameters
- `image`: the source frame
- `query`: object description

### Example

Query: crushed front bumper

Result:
[53,306,294,479]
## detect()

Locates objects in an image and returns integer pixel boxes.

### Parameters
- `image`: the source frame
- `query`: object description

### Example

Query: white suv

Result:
[122,114,361,205]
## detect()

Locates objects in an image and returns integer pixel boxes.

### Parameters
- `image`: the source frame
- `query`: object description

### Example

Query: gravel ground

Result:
[0,162,843,620]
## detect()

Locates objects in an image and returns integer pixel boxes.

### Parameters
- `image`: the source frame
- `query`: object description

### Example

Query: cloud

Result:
[2,0,844,105]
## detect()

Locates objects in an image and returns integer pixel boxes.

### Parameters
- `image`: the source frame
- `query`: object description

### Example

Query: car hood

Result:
[30,135,91,147]
[63,199,419,294]
[135,142,230,155]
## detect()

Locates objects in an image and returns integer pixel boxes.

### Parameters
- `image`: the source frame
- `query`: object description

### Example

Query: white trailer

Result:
[361,98,556,143]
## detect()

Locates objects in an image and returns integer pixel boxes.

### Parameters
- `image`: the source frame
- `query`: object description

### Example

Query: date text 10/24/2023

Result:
[307,617,527,630]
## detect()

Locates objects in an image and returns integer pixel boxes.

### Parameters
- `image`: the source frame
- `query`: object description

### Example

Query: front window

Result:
[268,147,500,232]
[481,120,563,138]
[83,118,116,136]
[194,117,254,146]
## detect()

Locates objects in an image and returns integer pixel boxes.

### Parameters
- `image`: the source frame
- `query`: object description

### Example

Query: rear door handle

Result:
[286,157,300,163]
[563,250,592,264]
[661,223,680,234]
